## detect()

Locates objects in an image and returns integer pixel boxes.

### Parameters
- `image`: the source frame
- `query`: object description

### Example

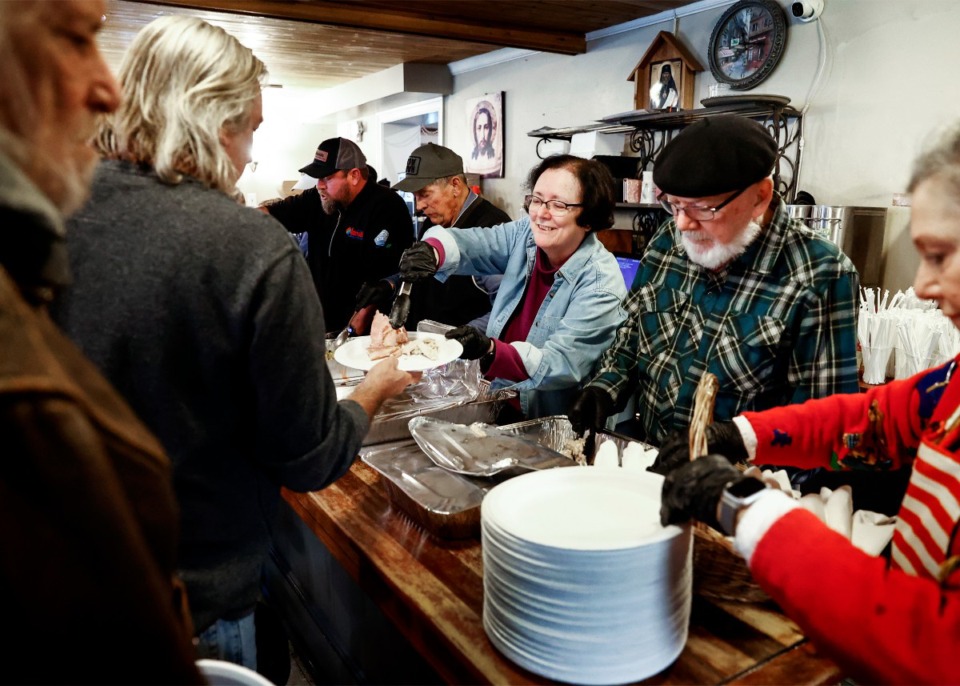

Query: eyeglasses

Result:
[524,194,583,216]
[658,186,748,222]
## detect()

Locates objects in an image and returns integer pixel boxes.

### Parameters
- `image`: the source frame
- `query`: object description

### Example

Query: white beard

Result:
[681,219,763,270]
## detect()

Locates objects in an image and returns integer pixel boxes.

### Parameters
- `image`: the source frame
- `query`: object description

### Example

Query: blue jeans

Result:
[195,612,257,671]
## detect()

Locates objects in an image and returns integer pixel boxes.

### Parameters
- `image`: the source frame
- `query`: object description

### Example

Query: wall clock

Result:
[708,0,787,91]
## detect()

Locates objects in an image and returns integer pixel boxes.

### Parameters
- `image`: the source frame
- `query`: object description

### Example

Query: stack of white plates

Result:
[481,468,691,685]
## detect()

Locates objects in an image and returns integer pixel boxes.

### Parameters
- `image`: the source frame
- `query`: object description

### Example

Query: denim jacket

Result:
[423,216,627,417]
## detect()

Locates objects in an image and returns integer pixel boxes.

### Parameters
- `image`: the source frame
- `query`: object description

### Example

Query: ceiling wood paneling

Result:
[102,0,695,91]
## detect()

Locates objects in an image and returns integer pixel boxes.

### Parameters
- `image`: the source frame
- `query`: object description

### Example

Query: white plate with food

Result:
[334,332,462,371]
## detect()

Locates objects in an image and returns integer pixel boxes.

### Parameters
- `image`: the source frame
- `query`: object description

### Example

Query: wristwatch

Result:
[718,478,768,536]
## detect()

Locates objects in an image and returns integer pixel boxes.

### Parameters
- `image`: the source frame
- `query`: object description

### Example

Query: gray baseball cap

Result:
[392,143,464,193]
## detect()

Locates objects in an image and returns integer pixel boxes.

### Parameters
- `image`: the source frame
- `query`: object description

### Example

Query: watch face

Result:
[727,477,767,498]
[708,0,787,91]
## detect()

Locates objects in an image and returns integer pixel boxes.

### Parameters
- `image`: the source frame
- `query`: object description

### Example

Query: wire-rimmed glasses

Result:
[524,194,583,217]
[657,186,747,222]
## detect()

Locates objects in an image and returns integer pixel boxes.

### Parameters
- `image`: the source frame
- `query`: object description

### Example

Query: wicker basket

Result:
[691,521,770,603]
[688,373,769,603]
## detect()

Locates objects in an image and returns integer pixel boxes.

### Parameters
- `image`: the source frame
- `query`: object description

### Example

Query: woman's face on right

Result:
[912,174,960,328]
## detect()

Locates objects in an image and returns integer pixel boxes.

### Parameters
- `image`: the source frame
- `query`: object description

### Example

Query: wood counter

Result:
[278,460,842,685]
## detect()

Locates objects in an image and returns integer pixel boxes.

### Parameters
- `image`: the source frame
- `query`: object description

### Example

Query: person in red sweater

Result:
[658,126,960,684]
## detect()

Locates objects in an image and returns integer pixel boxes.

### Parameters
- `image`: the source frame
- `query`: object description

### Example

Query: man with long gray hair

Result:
[0,1,203,682]
[53,14,419,670]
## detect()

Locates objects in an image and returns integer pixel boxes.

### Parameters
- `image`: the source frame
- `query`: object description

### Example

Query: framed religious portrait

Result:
[648,59,682,111]
[708,0,787,91]
[464,92,503,178]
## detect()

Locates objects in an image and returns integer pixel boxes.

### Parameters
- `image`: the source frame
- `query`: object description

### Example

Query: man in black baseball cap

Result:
[571,114,860,461]
[263,137,413,331]
[298,136,367,180]
[353,142,510,329]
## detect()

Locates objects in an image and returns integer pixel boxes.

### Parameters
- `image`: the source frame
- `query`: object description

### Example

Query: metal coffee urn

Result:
[786,205,887,288]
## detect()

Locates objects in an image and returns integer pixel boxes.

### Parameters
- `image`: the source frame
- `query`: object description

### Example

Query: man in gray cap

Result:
[264,137,413,332]
[571,115,860,447]
[354,142,510,329]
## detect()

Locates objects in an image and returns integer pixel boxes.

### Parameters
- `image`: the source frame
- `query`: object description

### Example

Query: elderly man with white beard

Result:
[570,115,860,446]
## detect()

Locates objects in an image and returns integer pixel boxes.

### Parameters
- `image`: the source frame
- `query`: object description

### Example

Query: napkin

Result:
[593,441,619,468]
[851,510,897,555]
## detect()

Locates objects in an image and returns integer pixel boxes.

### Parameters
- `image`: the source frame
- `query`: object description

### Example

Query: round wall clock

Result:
[708,0,787,91]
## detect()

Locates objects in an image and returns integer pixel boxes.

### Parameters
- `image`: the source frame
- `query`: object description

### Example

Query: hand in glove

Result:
[660,455,749,530]
[445,325,491,360]
[354,280,394,310]
[649,421,748,476]
[568,386,614,438]
[399,242,438,282]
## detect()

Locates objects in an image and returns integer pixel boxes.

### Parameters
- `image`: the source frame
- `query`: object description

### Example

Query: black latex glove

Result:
[354,280,394,310]
[568,386,615,437]
[649,421,748,476]
[399,242,438,282]
[445,325,491,360]
[660,455,746,530]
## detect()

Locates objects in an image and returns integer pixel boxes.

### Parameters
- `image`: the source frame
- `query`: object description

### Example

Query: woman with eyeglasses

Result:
[397,154,627,419]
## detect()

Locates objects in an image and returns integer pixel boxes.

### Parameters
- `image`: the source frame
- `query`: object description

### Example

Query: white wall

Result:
[236,88,336,204]
[241,0,960,290]
[442,0,960,290]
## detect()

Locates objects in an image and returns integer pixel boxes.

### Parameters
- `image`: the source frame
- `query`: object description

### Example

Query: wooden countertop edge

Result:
[283,483,540,685]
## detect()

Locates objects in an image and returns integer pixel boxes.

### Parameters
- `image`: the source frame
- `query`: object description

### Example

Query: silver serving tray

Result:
[361,441,491,539]
[362,417,656,539]
[408,416,576,477]
[363,383,510,446]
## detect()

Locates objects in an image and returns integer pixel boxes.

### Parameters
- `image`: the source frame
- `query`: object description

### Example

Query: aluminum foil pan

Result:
[361,441,492,539]
[408,416,576,477]
[363,417,657,539]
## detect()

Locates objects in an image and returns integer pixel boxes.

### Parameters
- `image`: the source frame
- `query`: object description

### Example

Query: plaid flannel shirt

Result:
[591,199,860,444]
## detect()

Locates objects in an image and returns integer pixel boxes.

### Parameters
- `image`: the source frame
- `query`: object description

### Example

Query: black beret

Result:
[653,115,777,197]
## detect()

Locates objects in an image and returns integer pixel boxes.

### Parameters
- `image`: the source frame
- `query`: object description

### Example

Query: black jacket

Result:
[407,195,510,328]
[267,180,413,330]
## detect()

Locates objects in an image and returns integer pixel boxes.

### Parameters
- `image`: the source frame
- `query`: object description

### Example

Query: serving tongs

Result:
[329,308,361,352]
[388,281,413,329]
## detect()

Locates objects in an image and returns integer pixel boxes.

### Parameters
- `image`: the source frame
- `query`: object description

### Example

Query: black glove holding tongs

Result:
[390,242,440,329]
[568,386,615,465]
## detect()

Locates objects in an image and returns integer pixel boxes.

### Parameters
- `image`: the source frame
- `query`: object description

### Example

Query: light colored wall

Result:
[236,88,336,204]
[442,0,960,292]
[242,0,960,291]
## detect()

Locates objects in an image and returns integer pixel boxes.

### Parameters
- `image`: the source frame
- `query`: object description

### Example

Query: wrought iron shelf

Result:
[528,100,803,202]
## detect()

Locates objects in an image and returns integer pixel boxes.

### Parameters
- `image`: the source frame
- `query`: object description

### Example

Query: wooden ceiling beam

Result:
[132,0,587,55]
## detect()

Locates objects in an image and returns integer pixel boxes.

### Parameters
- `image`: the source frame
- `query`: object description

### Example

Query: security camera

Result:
[791,0,823,22]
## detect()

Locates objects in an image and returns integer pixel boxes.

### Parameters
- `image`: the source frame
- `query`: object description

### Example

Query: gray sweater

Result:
[54,160,369,631]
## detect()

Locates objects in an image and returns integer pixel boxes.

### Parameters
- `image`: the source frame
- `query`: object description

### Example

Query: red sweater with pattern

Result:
[739,356,960,683]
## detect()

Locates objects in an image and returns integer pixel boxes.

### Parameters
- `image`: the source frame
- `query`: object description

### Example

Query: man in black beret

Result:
[571,115,860,450]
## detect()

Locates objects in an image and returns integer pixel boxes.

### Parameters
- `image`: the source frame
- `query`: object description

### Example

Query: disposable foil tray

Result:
[361,441,492,539]
[363,416,656,539]
[363,382,511,446]
[498,415,655,466]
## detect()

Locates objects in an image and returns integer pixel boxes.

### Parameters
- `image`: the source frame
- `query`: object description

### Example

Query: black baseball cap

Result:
[298,137,367,179]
